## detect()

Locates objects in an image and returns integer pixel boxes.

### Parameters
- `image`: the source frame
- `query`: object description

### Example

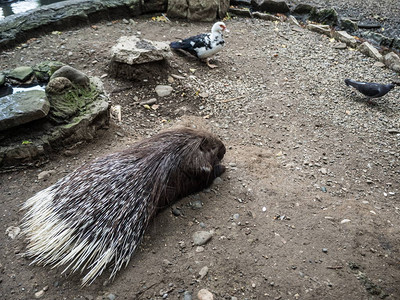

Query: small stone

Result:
[373,62,385,68]
[197,289,213,300]
[233,213,240,220]
[196,246,205,252]
[190,199,203,210]
[307,24,331,37]
[199,266,209,279]
[107,293,116,300]
[38,170,56,180]
[139,98,157,106]
[334,31,358,48]
[358,42,383,61]
[252,12,281,22]
[34,290,45,298]
[334,43,347,49]
[6,226,21,239]
[183,291,192,300]
[340,219,351,224]
[319,168,327,175]
[155,85,173,97]
[322,248,328,253]
[193,231,213,246]
[288,15,301,27]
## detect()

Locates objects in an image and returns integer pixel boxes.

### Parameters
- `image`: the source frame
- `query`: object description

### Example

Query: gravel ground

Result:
[1,14,400,300]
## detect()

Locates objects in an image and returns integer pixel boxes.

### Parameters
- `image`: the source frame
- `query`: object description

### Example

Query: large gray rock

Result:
[8,66,33,82]
[358,42,383,61]
[334,31,357,48]
[251,0,290,13]
[309,7,339,26]
[111,36,171,65]
[168,0,229,21]
[50,65,90,87]
[0,90,49,131]
[0,76,109,169]
[46,76,98,124]
[141,0,167,12]
[383,52,400,73]
[0,0,142,49]
[0,74,5,86]
[307,24,331,37]
[292,3,314,14]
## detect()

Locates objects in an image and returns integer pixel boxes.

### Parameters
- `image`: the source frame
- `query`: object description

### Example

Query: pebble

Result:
[192,231,213,246]
[139,98,157,106]
[197,289,213,300]
[38,170,56,180]
[34,290,45,298]
[199,266,209,279]
[233,213,240,220]
[6,226,21,239]
[341,219,351,224]
[190,200,203,209]
[322,248,328,253]
[155,85,173,97]
[183,291,192,300]
[196,246,205,252]
[107,293,116,300]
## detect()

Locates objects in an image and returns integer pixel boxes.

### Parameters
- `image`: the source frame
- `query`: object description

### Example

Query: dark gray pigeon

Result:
[345,79,395,99]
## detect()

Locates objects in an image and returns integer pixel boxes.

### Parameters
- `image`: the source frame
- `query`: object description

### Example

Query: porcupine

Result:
[22,127,226,286]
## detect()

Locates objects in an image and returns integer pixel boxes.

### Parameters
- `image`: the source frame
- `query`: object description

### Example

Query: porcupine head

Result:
[21,127,226,286]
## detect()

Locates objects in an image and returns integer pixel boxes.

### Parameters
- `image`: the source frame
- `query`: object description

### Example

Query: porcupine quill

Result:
[22,127,226,286]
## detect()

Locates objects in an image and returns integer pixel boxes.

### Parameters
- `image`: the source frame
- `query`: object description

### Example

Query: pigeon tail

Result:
[170,41,183,49]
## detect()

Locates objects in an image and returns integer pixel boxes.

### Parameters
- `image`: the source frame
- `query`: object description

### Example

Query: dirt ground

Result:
[1,14,400,300]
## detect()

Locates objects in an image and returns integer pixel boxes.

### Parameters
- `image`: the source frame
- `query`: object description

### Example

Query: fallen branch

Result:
[220,95,245,103]
[327,266,343,270]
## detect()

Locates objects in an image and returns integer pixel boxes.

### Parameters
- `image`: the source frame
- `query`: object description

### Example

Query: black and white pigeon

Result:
[345,79,395,101]
[170,22,228,68]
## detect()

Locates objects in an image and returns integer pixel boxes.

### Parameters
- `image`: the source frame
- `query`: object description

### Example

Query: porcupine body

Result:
[22,127,226,286]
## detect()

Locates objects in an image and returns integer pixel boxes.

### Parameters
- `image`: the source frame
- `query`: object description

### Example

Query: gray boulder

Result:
[46,76,98,124]
[111,36,171,65]
[309,7,338,26]
[8,66,33,82]
[292,3,314,14]
[141,0,167,12]
[0,73,5,86]
[50,65,90,87]
[0,90,49,131]
[384,52,400,73]
[340,18,358,32]
[168,0,229,21]
[251,0,290,13]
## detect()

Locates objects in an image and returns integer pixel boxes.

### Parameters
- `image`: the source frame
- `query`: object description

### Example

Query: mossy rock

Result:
[309,7,338,26]
[33,61,65,82]
[47,82,100,124]
[8,66,33,82]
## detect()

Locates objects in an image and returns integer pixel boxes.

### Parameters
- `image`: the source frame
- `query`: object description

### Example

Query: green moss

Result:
[48,83,100,124]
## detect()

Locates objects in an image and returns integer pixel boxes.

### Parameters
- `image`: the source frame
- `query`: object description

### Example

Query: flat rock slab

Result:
[0,90,49,131]
[8,66,33,82]
[111,36,171,65]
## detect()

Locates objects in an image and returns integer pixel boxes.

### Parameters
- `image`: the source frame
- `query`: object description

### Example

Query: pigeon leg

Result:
[205,58,217,69]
